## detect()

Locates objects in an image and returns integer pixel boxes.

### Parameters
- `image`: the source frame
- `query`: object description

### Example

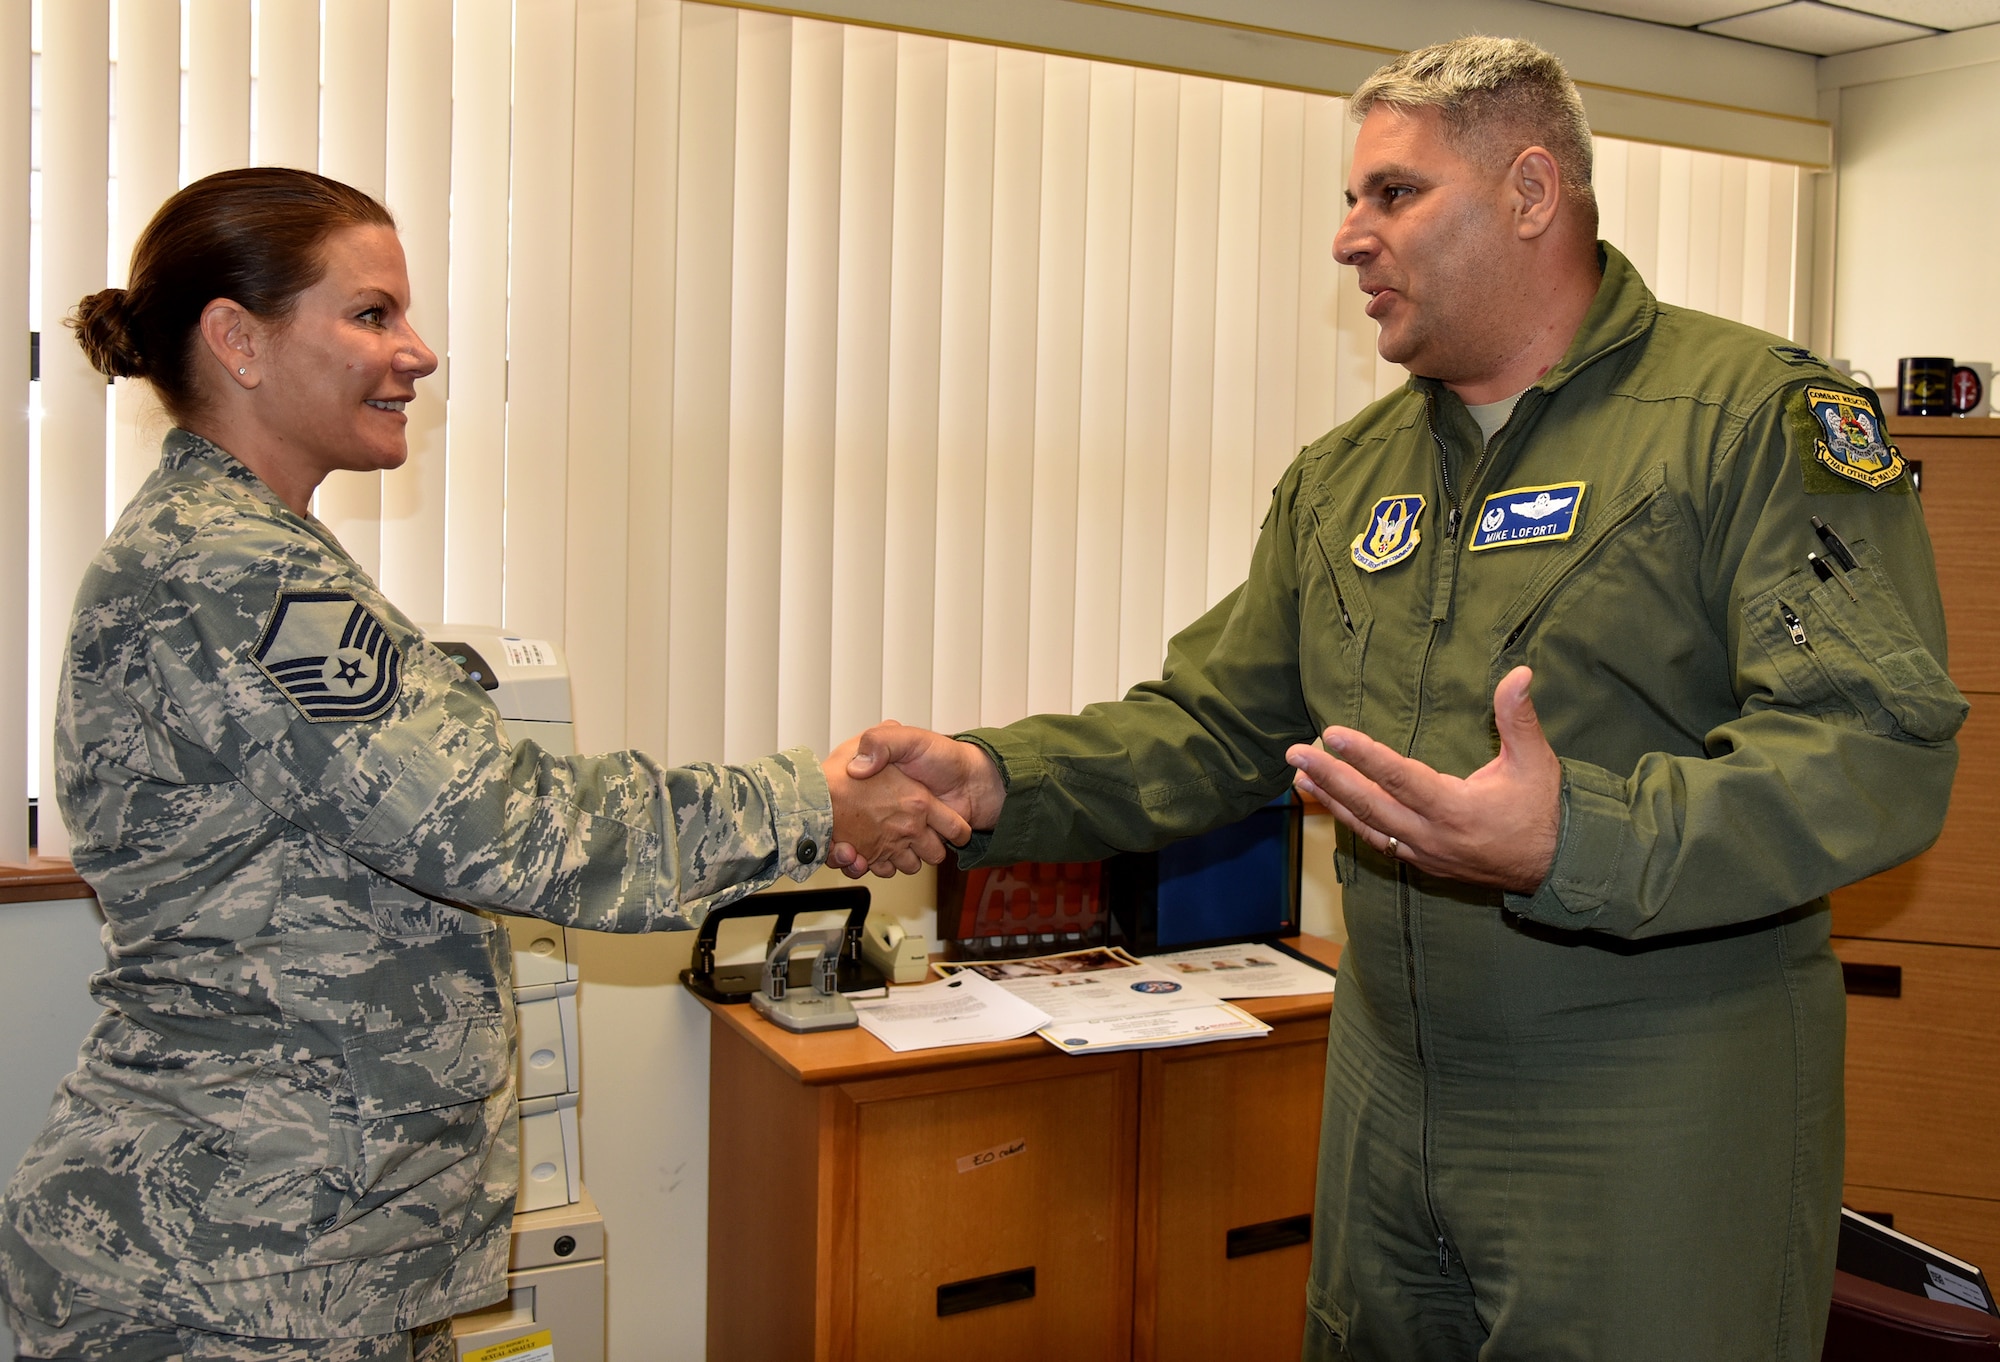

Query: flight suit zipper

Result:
[1408,391,1476,1276]
[1427,392,1499,542]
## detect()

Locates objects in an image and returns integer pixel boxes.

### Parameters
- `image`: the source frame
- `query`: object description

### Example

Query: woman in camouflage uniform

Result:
[1,168,962,1362]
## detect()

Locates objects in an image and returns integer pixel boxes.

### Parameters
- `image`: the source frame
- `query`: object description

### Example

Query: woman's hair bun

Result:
[69,287,145,378]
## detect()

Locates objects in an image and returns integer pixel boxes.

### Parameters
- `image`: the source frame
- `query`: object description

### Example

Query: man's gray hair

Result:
[1351,36,1596,222]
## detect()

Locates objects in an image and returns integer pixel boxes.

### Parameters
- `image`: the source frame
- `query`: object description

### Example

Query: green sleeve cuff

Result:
[1503,758,1629,929]
[951,728,1047,868]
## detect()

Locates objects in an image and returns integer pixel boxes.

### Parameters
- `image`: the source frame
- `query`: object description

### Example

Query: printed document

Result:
[935,947,1270,1054]
[1146,943,1335,999]
[850,970,1052,1053]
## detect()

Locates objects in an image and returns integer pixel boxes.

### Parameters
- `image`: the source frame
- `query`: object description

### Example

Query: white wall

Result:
[0,898,109,1362]
[1824,27,2000,384]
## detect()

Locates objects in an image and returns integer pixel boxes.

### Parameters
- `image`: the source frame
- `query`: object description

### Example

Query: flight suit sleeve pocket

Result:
[1743,547,1967,743]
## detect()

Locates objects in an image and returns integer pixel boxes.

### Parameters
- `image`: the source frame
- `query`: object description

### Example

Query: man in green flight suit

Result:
[833,34,1964,1362]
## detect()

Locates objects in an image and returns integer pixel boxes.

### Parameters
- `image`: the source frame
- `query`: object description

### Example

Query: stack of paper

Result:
[935,947,1271,1055]
[1145,943,1336,999]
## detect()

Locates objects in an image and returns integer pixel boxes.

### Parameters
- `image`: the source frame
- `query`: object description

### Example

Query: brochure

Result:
[934,946,1271,1054]
[1146,942,1336,999]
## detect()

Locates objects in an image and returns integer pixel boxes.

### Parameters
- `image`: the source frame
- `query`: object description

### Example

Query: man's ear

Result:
[1508,146,1562,241]
[197,299,264,390]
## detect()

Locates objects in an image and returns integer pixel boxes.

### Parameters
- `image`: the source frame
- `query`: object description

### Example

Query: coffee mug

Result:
[1900,357,1956,416]
[1951,362,1991,418]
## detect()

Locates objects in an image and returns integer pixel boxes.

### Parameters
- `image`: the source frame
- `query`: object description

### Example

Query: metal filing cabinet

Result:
[421,626,605,1362]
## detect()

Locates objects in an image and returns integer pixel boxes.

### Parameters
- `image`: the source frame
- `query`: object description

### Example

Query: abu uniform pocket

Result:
[308,1014,513,1259]
[1745,543,1967,743]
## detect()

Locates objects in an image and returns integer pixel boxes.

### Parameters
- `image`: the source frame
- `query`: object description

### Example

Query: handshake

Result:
[816,722,1010,878]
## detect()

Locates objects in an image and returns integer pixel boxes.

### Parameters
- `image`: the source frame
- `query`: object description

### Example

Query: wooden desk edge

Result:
[0,857,94,905]
[702,935,1343,1086]
[1886,414,2000,438]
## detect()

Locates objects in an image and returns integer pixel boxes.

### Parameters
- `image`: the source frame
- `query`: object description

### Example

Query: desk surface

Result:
[0,857,92,906]
[701,934,1342,1086]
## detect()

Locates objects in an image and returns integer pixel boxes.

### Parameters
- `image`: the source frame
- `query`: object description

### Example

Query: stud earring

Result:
[238,367,247,375]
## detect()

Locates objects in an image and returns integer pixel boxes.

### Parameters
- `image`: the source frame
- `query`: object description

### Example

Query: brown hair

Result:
[1352,36,1597,234]
[69,167,394,421]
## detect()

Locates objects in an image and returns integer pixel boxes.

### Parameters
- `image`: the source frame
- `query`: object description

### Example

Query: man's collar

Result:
[1412,242,1656,404]
[1532,242,1656,393]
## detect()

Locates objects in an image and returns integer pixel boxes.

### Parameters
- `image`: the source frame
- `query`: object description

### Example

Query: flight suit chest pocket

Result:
[1745,543,1967,742]
[1488,464,1672,674]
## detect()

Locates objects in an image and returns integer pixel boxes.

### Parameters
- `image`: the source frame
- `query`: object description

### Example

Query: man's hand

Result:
[822,733,974,878]
[827,722,1006,878]
[1287,666,1560,894]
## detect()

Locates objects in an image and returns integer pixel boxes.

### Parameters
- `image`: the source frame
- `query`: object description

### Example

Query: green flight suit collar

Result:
[1408,242,1657,414]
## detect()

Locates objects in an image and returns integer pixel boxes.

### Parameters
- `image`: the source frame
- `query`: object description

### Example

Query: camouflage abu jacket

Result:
[0,430,831,1338]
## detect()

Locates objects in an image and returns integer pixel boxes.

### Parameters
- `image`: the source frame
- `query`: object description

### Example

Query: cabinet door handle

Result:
[1842,963,1902,998]
[937,1266,1035,1317]
[1226,1213,1313,1259]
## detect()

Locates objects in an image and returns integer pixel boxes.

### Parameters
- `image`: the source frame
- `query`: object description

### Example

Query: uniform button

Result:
[797,837,819,865]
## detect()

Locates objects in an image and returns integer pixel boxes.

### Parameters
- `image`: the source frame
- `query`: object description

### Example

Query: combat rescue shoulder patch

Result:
[1351,494,1425,572]
[1804,385,1905,491]
[1468,482,1587,552]
[252,590,403,722]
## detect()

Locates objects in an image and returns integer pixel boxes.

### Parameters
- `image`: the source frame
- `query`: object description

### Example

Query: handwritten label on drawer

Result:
[957,1138,1026,1174]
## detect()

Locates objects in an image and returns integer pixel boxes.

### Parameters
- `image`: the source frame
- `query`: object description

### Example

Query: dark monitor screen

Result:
[1112,796,1302,953]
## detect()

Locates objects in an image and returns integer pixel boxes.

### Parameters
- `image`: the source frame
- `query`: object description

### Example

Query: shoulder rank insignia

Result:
[253,590,403,722]
[1769,344,1823,368]
[1469,482,1588,552]
[1351,494,1425,572]
[1807,387,1904,490]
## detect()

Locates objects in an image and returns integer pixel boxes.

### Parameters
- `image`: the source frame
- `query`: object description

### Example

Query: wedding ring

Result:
[1386,836,1400,858]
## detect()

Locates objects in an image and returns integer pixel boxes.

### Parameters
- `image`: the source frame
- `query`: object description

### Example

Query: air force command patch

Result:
[1351,494,1426,572]
[1469,482,1587,552]
[1807,386,1905,490]
[252,591,403,722]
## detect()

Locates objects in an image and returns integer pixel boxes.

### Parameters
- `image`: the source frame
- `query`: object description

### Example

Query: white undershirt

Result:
[1465,390,1528,447]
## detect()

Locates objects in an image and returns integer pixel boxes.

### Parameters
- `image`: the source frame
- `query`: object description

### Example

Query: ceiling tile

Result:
[1838,0,2000,28]
[1542,0,1771,23]
[1700,1,1938,52]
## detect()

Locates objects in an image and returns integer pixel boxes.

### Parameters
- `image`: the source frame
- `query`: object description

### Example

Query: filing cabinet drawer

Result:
[849,1061,1138,1362]
[1832,694,2000,949]
[1141,1018,1329,1362]
[1843,1184,2000,1281]
[517,1091,582,1212]
[1901,440,2000,693]
[1833,938,2000,1202]
[515,983,580,1099]
[501,914,578,988]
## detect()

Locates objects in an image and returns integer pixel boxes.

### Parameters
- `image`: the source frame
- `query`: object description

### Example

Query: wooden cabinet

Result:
[1831,414,2000,1272]
[704,938,1339,1362]
[1137,1018,1328,1362]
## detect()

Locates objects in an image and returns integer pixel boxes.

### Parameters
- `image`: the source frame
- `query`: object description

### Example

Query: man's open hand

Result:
[1286,666,1561,894]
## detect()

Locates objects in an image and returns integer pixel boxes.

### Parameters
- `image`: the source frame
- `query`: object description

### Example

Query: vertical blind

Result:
[8,0,1807,865]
